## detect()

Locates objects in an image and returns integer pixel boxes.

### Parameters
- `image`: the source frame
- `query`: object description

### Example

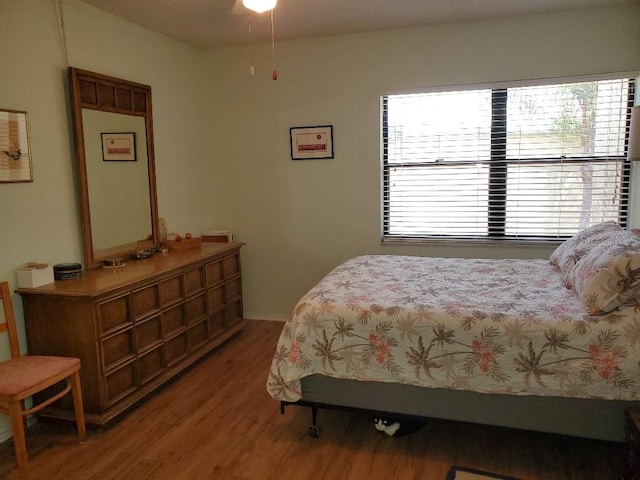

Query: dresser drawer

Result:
[138,346,164,384]
[159,275,183,306]
[208,311,225,337]
[222,254,240,278]
[102,328,135,369]
[98,295,131,333]
[188,319,209,350]
[184,267,205,296]
[208,285,225,313]
[135,315,162,350]
[186,293,207,324]
[132,284,160,319]
[165,331,189,365]
[162,304,186,336]
[225,277,242,301]
[206,260,223,286]
[105,360,136,405]
[225,299,243,327]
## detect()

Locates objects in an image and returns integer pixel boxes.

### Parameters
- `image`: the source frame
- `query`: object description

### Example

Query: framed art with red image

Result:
[290,125,334,160]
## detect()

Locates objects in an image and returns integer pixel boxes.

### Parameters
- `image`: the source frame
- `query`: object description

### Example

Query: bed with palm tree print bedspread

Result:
[267,255,640,404]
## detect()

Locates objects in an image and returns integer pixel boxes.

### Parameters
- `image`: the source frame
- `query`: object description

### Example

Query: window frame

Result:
[381,74,637,244]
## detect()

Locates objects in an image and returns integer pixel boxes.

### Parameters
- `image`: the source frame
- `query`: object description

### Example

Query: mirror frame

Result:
[68,67,159,269]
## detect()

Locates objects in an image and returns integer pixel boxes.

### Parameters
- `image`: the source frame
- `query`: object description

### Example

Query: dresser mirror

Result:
[68,67,159,269]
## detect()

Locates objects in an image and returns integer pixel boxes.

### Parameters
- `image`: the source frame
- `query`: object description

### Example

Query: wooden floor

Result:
[0,320,625,480]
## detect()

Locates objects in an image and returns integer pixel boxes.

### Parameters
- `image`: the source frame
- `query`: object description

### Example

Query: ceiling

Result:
[79,0,636,50]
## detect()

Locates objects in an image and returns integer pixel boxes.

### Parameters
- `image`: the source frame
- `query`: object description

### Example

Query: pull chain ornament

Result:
[271,9,277,80]
[248,13,255,76]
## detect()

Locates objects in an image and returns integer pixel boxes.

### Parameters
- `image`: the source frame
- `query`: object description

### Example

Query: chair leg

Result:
[8,400,28,472]
[69,371,86,443]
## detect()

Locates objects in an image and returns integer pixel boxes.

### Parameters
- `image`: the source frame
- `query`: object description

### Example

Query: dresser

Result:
[17,242,246,426]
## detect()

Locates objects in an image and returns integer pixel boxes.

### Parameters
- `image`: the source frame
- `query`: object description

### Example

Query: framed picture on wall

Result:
[101,132,136,161]
[290,125,334,160]
[0,108,33,182]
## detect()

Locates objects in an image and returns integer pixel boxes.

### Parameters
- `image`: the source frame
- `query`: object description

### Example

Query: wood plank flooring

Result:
[0,320,625,480]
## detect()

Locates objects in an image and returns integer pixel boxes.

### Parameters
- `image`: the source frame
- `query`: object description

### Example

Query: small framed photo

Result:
[0,108,33,183]
[101,132,136,161]
[290,125,334,160]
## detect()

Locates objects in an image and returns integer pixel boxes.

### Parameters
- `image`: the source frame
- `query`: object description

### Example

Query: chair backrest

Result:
[0,281,21,359]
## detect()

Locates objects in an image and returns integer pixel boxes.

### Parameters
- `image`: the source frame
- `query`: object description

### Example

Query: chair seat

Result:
[0,355,80,397]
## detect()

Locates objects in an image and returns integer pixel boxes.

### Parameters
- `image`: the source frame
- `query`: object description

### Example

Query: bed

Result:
[267,223,640,442]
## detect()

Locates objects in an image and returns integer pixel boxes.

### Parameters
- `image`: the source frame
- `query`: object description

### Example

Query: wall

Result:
[0,0,207,441]
[206,4,640,320]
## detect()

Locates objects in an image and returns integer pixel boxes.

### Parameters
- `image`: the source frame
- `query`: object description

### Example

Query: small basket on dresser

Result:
[53,263,83,281]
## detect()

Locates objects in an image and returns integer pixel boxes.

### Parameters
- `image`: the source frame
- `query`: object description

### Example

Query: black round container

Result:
[53,263,83,281]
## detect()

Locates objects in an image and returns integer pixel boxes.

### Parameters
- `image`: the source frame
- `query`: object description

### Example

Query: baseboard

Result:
[244,313,287,322]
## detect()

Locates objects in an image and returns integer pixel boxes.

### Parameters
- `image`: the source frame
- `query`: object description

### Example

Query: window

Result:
[382,76,635,241]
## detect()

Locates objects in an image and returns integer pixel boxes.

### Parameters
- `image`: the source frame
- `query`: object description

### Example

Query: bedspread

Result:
[267,255,640,403]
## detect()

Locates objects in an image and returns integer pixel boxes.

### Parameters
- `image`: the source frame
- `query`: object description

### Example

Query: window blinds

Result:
[382,76,635,240]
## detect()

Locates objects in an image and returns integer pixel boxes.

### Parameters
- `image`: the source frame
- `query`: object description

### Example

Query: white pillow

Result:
[572,230,640,314]
[549,221,622,288]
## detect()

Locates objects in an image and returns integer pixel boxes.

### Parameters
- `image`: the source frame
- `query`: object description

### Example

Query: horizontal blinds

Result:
[382,77,634,239]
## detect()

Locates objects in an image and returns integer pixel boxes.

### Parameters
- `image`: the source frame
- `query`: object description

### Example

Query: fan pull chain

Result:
[271,8,277,80]
[248,13,255,76]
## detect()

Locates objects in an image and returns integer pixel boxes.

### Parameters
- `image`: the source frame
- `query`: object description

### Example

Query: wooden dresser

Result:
[17,242,246,426]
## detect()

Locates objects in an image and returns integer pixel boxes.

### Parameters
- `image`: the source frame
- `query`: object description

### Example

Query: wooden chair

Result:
[0,281,86,472]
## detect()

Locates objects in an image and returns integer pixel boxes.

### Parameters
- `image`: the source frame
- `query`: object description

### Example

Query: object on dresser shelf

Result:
[132,249,155,260]
[103,257,125,269]
[53,263,83,281]
[159,217,169,242]
[16,262,54,288]
[202,230,233,243]
[162,235,202,251]
[157,245,169,254]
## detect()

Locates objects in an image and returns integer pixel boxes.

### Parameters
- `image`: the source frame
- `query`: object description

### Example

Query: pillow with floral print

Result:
[549,221,623,288]
[572,230,640,314]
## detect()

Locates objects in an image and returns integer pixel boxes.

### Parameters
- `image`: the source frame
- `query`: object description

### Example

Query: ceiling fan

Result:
[230,0,279,79]
[231,0,277,15]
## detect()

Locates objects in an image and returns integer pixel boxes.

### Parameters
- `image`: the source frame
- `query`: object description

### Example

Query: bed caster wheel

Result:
[308,425,319,438]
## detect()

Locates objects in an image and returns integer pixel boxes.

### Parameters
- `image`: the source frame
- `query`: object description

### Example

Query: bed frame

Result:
[281,375,640,442]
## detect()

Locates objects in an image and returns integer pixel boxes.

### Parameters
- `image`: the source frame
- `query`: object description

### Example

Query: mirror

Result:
[68,67,159,269]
